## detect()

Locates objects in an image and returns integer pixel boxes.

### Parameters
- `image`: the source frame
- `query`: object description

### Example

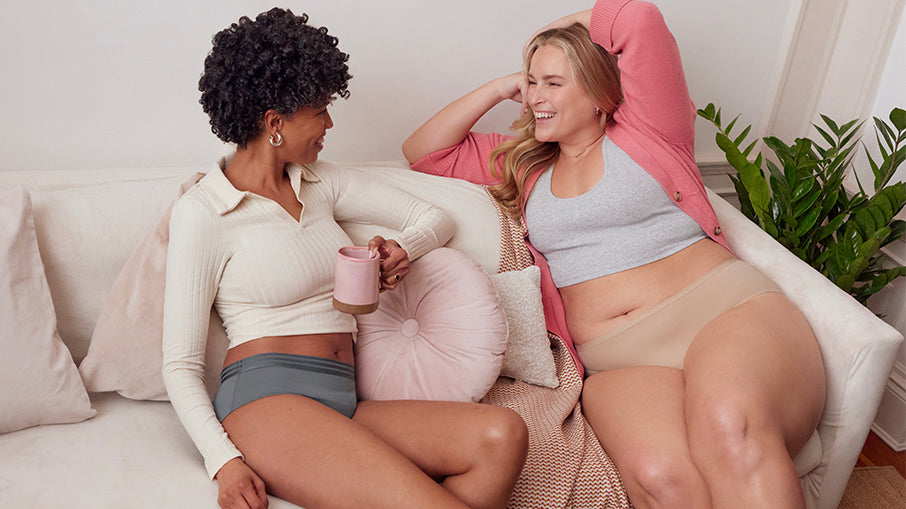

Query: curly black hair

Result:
[199,8,351,146]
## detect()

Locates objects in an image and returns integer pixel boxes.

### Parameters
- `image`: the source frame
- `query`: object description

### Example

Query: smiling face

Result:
[280,105,334,164]
[527,45,602,144]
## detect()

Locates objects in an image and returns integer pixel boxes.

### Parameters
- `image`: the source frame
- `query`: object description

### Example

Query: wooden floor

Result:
[856,430,905,477]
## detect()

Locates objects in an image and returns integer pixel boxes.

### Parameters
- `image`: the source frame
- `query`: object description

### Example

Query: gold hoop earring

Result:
[269,132,283,147]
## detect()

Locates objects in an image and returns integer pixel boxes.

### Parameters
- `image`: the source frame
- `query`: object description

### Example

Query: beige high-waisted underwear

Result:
[576,259,781,375]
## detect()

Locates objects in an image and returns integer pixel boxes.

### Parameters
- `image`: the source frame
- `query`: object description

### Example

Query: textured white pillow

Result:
[490,266,559,388]
[0,187,96,433]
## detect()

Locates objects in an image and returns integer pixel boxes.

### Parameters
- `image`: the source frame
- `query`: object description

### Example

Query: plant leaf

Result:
[724,114,740,133]
[854,208,878,237]
[890,107,906,130]
[875,116,895,148]
[858,237,880,259]
[733,125,752,146]
[729,174,756,221]
[860,267,906,301]
[814,124,836,147]
[703,104,904,303]
[817,212,847,241]
[795,207,822,237]
[738,158,770,205]
[791,178,816,201]
[837,273,856,293]
[716,133,750,171]
[886,220,906,244]
[868,205,887,229]
[844,223,863,254]
[793,187,821,217]
[821,114,840,133]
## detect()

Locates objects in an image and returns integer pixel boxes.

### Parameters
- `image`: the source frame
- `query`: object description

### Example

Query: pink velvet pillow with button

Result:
[353,247,508,402]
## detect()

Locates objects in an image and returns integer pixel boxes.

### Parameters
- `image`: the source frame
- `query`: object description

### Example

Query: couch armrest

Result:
[708,189,904,509]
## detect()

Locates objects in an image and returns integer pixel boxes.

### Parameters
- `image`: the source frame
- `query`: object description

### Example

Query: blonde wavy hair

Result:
[488,23,622,218]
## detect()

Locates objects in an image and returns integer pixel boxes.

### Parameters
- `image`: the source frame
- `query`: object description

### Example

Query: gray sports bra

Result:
[525,137,705,288]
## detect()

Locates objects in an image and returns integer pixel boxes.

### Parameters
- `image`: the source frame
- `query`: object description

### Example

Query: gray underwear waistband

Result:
[213,352,357,421]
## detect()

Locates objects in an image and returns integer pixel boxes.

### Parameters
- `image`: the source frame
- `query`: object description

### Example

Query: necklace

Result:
[561,131,606,159]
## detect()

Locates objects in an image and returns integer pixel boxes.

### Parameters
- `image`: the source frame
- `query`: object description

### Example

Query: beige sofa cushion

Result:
[24,172,195,363]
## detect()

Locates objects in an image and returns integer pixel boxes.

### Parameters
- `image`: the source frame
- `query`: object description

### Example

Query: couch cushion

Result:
[27,172,196,362]
[0,187,95,433]
[0,393,301,508]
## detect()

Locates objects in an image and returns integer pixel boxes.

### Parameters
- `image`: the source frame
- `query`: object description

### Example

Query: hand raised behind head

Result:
[522,9,594,56]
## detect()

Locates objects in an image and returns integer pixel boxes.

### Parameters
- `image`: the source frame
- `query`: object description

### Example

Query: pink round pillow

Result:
[354,247,508,402]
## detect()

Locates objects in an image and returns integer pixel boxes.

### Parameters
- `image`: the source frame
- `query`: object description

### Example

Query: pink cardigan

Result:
[411,0,730,376]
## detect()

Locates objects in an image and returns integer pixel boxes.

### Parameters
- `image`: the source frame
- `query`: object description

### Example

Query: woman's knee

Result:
[623,452,709,508]
[463,405,528,470]
[687,397,780,475]
[483,406,529,458]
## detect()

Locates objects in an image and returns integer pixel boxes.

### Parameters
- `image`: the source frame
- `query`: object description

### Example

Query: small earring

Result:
[269,132,283,147]
[594,107,601,115]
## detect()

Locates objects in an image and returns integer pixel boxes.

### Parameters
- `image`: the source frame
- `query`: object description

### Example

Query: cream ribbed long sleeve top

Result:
[162,159,454,478]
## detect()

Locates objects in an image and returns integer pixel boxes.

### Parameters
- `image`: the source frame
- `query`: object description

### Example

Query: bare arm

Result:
[215,458,269,509]
[402,73,526,165]
[523,9,593,54]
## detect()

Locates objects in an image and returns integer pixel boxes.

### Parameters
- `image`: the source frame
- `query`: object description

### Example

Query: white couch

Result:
[0,161,902,509]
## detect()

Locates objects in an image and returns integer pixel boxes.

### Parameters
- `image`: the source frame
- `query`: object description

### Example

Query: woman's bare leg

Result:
[354,399,528,509]
[223,396,526,509]
[582,367,712,509]
[682,293,825,509]
[581,294,824,509]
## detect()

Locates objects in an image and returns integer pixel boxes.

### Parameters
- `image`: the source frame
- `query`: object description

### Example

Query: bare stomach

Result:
[561,239,735,346]
[223,333,355,369]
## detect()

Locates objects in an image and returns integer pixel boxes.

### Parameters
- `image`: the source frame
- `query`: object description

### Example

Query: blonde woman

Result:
[403,1,825,507]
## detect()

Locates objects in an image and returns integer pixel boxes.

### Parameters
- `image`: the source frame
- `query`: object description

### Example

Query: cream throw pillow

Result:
[78,174,228,401]
[0,186,96,433]
[490,266,559,388]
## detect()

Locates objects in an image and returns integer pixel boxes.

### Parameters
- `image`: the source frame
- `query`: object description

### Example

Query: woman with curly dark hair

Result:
[162,8,527,509]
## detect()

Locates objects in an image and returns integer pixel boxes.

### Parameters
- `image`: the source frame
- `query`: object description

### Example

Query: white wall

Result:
[0,0,794,171]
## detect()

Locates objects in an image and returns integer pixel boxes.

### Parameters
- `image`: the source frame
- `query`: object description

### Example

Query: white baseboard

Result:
[872,363,906,452]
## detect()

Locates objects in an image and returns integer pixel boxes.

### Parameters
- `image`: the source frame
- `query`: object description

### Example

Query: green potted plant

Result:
[698,104,906,305]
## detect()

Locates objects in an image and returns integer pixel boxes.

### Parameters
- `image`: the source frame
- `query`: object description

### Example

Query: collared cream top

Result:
[162,158,454,478]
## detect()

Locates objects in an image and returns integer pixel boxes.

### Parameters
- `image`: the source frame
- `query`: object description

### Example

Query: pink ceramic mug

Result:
[332,246,380,314]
